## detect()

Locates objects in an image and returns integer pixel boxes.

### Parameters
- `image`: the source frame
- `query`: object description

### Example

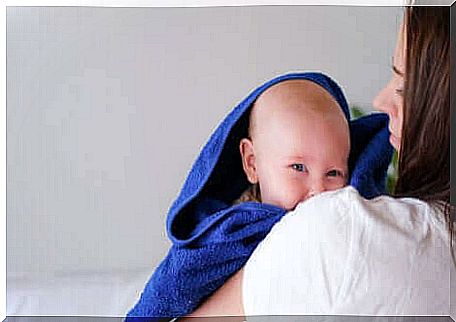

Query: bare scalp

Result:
[248,80,348,140]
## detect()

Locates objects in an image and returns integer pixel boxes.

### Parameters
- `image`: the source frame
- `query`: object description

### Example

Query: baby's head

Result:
[239,80,350,210]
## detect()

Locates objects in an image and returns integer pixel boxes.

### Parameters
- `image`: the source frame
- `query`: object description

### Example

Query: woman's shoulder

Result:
[296,185,433,214]
[251,185,449,275]
[279,185,444,235]
[243,186,451,315]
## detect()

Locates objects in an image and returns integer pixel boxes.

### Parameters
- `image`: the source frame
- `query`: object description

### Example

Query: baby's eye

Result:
[292,164,305,172]
[327,169,344,178]
[291,164,307,172]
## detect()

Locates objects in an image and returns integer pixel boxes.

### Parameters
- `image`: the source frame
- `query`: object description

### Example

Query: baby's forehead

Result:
[251,80,342,121]
[248,79,349,147]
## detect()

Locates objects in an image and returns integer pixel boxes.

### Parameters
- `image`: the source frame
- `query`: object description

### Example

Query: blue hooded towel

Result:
[126,72,394,320]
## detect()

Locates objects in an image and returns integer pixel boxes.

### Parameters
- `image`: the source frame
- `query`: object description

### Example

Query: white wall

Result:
[7,6,401,277]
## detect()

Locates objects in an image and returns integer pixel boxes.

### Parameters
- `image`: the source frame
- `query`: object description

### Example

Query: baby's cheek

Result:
[327,179,347,191]
[284,187,309,210]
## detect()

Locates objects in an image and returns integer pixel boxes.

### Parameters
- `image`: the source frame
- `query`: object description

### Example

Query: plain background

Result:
[7,6,401,279]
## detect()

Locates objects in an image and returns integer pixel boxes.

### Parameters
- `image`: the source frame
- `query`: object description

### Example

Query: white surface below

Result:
[7,268,152,316]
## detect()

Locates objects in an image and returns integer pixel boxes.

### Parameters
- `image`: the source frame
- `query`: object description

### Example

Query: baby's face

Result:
[243,80,350,210]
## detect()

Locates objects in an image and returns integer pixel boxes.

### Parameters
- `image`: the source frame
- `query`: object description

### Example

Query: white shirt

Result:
[243,186,452,316]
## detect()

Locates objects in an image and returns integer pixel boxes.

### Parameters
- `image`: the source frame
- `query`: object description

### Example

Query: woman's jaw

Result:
[389,132,401,151]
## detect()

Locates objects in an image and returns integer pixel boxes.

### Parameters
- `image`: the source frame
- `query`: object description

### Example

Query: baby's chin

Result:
[278,199,308,211]
[288,198,312,211]
[263,200,298,211]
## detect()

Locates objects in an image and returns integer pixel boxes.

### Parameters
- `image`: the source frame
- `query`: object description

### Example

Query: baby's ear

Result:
[239,138,258,184]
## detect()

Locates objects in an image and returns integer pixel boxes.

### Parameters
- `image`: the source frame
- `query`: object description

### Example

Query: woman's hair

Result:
[396,7,449,203]
[395,7,453,256]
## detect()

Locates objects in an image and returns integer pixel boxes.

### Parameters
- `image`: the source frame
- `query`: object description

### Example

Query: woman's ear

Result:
[240,138,258,184]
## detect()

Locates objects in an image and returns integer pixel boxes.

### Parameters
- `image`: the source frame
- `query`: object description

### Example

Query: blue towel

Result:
[126,72,394,320]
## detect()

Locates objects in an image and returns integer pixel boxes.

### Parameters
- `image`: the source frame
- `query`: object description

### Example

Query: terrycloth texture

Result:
[126,72,394,320]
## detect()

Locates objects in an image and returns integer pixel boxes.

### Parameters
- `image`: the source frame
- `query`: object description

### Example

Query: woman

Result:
[187,6,452,318]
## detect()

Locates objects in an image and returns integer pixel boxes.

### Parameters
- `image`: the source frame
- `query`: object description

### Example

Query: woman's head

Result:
[374,7,450,205]
[372,22,405,151]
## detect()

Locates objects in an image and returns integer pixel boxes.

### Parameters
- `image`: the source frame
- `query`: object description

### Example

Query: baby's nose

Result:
[307,180,326,198]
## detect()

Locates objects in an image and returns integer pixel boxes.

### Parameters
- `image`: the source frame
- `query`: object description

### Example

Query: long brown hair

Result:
[395,7,453,255]
[396,7,449,202]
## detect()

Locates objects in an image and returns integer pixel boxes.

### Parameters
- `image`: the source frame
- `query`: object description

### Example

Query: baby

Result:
[127,73,393,319]
[235,79,350,210]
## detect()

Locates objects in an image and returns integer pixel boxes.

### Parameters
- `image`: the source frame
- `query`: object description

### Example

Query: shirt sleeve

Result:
[242,186,355,315]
